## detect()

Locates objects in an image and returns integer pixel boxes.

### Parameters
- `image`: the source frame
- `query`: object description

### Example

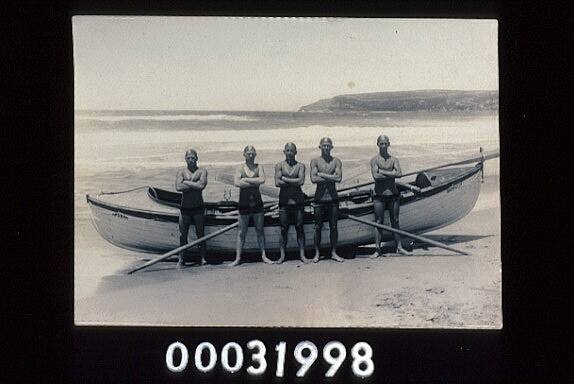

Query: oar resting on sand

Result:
[127,222,239,274]
[341,213,468,256]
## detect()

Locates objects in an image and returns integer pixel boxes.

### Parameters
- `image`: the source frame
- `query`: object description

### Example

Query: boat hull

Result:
[87,166,482,255]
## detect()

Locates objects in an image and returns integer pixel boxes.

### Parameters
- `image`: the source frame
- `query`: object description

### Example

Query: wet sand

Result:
[75,172,500,328]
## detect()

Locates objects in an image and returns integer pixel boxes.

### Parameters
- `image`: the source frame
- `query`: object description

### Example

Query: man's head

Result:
[283,142,297,160]
[243,145,257,161]
[185,149,198,167]
[377,135,390,151]
[319,137,334,156]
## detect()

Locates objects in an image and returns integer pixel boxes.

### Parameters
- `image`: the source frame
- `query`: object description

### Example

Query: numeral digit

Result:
[194,342,217,373]
[247,339,267,376]
[351,342,374,378]
[165,342,189,373]
[221,342,244,373]
[275,341,286,377]
[323,341,346,377]
[294,341,318,377]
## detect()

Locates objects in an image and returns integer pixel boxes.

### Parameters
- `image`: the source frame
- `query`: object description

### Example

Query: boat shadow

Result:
[353,234,493,258]
[92,233,492,295]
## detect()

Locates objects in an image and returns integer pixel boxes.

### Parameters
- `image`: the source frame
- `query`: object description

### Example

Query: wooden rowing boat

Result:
[86,162,483,255]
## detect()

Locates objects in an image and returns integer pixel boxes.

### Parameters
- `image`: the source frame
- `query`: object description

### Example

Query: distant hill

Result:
[298,90,498,112]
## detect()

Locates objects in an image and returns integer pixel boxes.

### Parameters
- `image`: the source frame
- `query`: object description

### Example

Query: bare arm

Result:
[281,163,306,186]
[182,169,208,190]
[377,157,402,177]
[310,159,325,184]
[243,165,265,185]
[234,166,251,188]
[275,163,286,187]
[317,158,342,183]
[175,169,191,192]
[370,157,387,180]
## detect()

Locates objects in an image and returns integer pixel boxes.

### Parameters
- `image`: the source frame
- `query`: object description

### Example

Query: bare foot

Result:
[200,258,207,265]
[397,247,412,256]
[370,250,381,259]
[312,251,320,263]
[230,258,241,267]
[177,260,185,269]
[275,257,285,265]
[331,253,345,262]
[262,256,274,265]
[300,254,311,263]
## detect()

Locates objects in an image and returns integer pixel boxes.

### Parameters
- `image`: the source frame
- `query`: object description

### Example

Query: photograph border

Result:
[11,0,566,381]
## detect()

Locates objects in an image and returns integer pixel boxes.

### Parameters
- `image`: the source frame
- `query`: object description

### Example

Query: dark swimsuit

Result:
[180,181,205,215]
[373,156,400,201]
[238,165,264,215]
[279,185,305,207]
[374,178,400,201]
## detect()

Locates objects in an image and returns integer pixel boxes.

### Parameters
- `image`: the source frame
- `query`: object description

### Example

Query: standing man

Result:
[175,149,208,269]
[370,135,412,257]
[310,137,344,262]
[233,145,273,266]
[274,142,309,264]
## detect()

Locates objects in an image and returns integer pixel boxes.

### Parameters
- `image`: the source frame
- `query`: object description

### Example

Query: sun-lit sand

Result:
[75,169,500,328]
[74,111,500,328]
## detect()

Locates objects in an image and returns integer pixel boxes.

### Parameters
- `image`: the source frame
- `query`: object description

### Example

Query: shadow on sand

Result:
[92,234,491,296]
[354,234,492,257]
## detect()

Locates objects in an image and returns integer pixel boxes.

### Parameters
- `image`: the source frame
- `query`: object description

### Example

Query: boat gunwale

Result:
[86,164,482,225]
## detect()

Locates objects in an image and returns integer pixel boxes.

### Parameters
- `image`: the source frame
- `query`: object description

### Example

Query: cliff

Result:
[298,90,498,112]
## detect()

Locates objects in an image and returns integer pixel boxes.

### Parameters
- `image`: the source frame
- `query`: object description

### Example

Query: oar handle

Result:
[336,149,499,194]
[127,222,239,274]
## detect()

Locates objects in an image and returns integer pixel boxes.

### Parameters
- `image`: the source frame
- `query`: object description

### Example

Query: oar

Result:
[341,213,468,255]
[337,149,500,194]
[127,222,239,274]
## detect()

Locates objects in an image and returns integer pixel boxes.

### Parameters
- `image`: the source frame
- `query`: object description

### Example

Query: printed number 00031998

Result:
[165,340,374,378]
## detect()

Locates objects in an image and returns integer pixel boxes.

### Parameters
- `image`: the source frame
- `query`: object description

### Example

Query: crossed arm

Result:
[275,163,306,187]
[175,168,208,191]
[310,158,342,184]
[234,165,266,188]
[370,157,402,180]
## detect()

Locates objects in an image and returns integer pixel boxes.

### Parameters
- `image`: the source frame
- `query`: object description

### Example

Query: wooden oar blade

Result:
[342,213,468,255]
[127,222,239,274]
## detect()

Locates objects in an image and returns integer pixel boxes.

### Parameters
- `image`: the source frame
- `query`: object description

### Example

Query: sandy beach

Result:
[75,170,500,328]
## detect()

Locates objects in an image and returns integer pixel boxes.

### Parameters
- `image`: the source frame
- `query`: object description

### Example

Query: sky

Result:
[73,17,498,111]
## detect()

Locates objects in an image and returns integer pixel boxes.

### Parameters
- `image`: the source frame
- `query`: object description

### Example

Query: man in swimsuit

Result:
[310,137,344,262]
[233,145,273,266]
[175,149,208,269]
[274,142,309,264]
[370,135,412,257]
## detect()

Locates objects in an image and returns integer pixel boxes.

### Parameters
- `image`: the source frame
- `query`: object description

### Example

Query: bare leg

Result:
[232,214,250,266]
[295,206,309,263]
[193,211,207,265]
[371,199,385,258]
[313,204,323,262]
[178,212,192,269]
[391,199,412,255]
[254,212,272,264]
[329,204,344,262]
[278,207,289,264]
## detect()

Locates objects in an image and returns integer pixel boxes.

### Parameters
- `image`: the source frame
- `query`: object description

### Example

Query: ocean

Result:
[74,109,499,299]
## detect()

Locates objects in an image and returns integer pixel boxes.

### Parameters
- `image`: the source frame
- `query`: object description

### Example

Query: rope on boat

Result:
[99,185,151,195]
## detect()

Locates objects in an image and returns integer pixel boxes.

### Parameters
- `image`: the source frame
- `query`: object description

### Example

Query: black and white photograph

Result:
[73,17,500,328]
